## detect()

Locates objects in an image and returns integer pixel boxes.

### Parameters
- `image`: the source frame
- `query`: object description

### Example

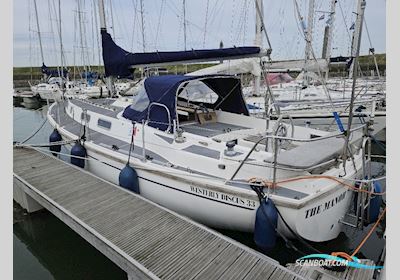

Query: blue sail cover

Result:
[122,75,249,131]
[41,63,69,78]
[101,30,261,78]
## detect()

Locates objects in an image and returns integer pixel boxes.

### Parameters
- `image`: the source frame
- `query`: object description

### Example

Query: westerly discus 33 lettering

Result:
[190,185,257,209]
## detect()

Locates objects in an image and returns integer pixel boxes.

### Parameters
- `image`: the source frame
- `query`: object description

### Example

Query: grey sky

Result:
[13,0,386,67]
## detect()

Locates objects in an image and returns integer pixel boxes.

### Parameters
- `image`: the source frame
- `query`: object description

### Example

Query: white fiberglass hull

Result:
[61,141,356,243]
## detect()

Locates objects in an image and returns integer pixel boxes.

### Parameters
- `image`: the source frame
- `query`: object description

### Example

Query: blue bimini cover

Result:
[101,30,261,78]
[122,75,249,132]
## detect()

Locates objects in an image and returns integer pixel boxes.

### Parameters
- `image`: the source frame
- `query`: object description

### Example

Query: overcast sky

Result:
[13,0,386,67]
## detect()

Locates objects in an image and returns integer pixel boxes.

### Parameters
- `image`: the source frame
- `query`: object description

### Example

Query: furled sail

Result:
[101,30,261,78]
[41,63,69,78]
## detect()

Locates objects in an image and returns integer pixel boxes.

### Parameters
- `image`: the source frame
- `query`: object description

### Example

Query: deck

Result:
[13,146,306,280]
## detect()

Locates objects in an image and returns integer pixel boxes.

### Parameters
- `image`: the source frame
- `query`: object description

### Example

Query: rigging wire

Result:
[202,0,210,48]
[130,0,139,51]
[293,0,335,110]
[155,0,165,49]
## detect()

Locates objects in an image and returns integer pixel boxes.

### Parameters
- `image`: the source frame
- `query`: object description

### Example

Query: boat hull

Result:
[62,140,355,243]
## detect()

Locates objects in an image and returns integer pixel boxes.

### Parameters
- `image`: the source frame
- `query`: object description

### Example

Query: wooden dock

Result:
[13,146,306,280]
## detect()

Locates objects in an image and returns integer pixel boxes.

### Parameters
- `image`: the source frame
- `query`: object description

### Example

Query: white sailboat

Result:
[48,73,370,243]
[44,0,383,248]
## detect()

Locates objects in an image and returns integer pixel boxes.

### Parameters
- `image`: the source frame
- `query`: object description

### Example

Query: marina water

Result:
[13,102,386,279]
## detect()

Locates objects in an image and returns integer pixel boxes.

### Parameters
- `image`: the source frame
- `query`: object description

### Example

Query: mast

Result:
[77,0,87,73]
[28,0,33,83]
[254,0,263,47]
[109,0,116,39]
[322,0,337,79]
[304,0,315,86]
[98,0,115,96]
[341,0,366,164]
[183,0,187,51]
[32,0,45,65]
[140,0,146,52]
[92,0,101,69]
[349,0,365,79]
[253,0,263,96]
[98,0,106,30]
[48,0,60,76]
[58,0,65,87]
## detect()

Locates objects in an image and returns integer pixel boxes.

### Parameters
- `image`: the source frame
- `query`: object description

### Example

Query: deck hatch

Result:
[182,145,220,159]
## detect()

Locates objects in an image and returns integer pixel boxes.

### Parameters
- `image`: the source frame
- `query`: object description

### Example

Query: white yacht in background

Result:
[30,77,74,100]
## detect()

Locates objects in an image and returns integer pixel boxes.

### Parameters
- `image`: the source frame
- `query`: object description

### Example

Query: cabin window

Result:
[178,81,218,105]
[81,112,90,122]
[97,119,112,129]
[130,85,149,112]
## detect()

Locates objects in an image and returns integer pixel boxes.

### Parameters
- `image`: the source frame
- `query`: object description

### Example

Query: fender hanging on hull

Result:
[369,181,382,223]
[254,199,278,252]
[353,181,383,225]
[71,142,87,168]
[119,164,140,194]
[49,129,62,156]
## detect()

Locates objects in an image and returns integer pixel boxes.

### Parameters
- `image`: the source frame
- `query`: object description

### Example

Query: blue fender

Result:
[369,181,382,223]
[70,142,87,168]
[49,129,62,156]
[254,199,278,252]
[119,164,140,194]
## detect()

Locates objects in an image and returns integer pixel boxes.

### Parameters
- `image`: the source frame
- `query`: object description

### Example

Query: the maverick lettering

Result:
[324,192,346,211]
[305,191,347,219]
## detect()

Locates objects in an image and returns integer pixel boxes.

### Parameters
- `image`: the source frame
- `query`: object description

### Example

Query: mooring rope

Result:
[19,118,48,144]
[248,175,386,196]
[331,207,386,260]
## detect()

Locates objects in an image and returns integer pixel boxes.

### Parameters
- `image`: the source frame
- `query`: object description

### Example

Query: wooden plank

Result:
[13,156,58,175]
[95,202,156,241]
[217,251,261,280]
[162,237,229,280]
[61,185,121,211]
[77,192,132,221]
[110,209,169,248]
[142,226,214,274]
[151,232,220,276]
[86,197,144,230]
[22,165,80,192]
[123,213,189,257]
[42,177,100,202]
[242,261,279,280]
[191,245,244,280]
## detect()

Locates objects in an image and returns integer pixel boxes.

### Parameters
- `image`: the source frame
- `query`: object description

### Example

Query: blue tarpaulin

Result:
[122,75,249,131]
[101,30,261,78]
[81,71,99,86]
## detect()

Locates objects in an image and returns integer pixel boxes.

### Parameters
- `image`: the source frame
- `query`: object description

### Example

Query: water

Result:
[13,101,386,279]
